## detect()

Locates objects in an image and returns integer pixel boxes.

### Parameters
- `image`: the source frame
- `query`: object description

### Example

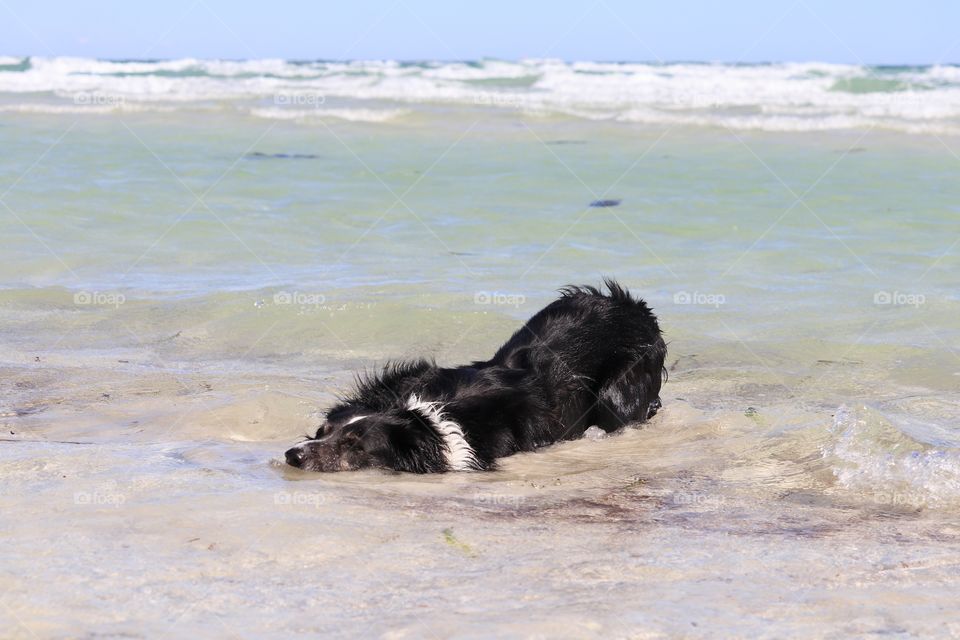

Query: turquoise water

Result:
[2,59,960,638]
[2,110,956,376]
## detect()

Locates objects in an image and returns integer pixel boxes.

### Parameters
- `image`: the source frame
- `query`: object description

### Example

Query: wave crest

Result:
[824,406,960,508]
[1,57,959,132]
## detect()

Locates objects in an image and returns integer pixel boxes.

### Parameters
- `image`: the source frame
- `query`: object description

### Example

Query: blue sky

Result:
[1,1,958,63]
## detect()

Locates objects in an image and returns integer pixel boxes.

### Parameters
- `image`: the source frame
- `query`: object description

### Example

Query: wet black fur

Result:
[285,279,666,473]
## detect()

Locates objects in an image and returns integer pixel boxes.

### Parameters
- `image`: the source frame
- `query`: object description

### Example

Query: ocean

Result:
[2,57,960,638]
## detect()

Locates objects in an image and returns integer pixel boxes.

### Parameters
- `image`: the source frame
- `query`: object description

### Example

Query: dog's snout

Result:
[285,447,305,468]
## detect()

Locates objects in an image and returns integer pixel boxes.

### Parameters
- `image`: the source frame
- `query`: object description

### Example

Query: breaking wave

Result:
[1,57,959,133]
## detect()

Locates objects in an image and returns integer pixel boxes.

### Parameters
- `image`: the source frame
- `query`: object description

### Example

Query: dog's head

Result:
[284,405,448,473]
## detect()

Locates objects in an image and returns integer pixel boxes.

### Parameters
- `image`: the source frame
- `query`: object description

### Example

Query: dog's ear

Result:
[504,346,532,369]
[399,407,436,429]
[382,409,447,473]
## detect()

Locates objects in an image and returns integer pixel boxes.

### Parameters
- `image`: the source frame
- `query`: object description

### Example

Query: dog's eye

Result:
[339,431,364,450]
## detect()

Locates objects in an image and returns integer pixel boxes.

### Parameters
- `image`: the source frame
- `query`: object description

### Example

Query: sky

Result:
[1,1,958,64]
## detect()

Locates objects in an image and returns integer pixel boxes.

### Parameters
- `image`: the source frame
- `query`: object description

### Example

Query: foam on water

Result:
[2,57,960,132]
[824,406,960,508]
[248,106,409,122]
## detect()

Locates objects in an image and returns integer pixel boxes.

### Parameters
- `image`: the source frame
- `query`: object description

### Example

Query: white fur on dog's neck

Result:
[406,394,480,471]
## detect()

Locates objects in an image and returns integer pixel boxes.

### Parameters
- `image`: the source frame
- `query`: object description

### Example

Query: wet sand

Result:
[4,350,960,639]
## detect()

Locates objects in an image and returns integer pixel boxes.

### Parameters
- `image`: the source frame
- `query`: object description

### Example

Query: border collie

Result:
[285,279,666,473]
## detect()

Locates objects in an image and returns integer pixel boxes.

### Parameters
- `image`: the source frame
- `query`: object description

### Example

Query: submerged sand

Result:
[3,346,960,639]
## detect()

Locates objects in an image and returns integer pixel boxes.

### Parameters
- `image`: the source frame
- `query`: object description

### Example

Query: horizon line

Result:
[2,54,958,67]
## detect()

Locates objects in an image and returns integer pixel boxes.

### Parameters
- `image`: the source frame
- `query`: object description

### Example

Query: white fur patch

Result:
[406,394,480,471]
[344,415,368,425]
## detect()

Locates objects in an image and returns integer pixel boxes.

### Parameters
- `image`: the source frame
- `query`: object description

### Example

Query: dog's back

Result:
[482,278,665,437]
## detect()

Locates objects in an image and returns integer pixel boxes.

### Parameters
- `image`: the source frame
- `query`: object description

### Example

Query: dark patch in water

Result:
[778,491,842,509]
[534,497,640,523]
[10,405,46,417]
[870,507,924,520]
[926,527,960,543]
[155,330,182,344]
[246,152,319,160]
[763,522,842,539]
[0,57,30,72]
[816,358,864,366]
[669,354,698,372]
[0,438,93,445]
[589,199,621,208]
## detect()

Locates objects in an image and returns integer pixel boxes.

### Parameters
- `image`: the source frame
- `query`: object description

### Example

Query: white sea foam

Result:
[824,406,960,508]
[249,106,408,122]
[0,102,176,115]
[1,57,959,132]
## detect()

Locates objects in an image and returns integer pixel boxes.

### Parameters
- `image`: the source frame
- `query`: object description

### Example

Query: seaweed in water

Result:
[245,152,318,160]
[589,199,621,208]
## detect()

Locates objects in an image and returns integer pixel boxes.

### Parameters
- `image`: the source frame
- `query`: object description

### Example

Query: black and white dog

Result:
[285,279,666,473]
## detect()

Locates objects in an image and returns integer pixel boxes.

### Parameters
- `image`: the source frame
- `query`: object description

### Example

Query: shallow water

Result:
[2,59,960,638]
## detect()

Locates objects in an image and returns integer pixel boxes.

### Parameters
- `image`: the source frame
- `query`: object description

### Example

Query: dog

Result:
[285,279,666,473]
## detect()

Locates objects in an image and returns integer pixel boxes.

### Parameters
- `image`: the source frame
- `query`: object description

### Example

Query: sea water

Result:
[1,58,959,638]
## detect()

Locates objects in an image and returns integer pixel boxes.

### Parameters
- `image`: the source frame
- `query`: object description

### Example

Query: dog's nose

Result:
[285,447,305,468]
